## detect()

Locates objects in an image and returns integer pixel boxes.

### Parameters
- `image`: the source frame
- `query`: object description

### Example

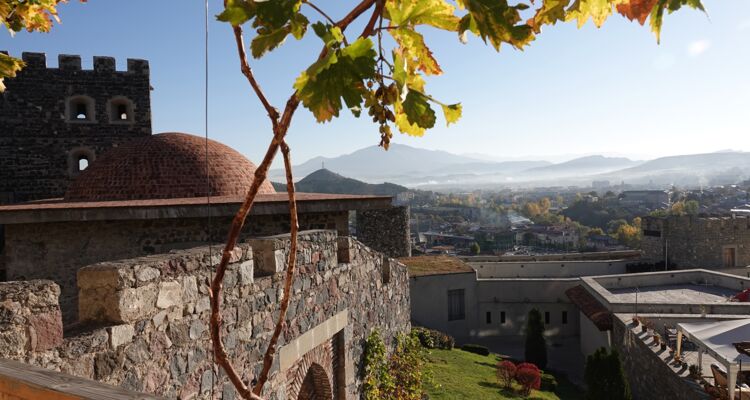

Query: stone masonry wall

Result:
[641,215,750,268]
[612,316,709,400]
[0,230,410,399]
[4,211,348,323]
[356,206,411,258]
[0,53,152,204]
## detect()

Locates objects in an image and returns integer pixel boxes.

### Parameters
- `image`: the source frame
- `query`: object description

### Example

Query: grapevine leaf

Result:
[254,0,302,30]
[294,37,377,122]
[528,0,571,33]
[441,103,463,126]
[565,0,614,28]
[456,0,535,50]
[217,0,256,25]
[649,0,705,43]
[385,0,460,31]
[250,14,308,58]
[616,0,658,24]
[0,53,24,92]
[391,28,442,75]
[396,91,436,136]
[312,22,344,46]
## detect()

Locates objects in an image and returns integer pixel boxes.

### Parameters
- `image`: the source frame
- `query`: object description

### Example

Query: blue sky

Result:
[3,1,749,165]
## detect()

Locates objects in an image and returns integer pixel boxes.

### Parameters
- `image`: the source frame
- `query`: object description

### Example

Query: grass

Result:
[425,348,584,400]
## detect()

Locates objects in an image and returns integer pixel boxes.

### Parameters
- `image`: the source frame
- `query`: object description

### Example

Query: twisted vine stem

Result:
[210,0,382,398]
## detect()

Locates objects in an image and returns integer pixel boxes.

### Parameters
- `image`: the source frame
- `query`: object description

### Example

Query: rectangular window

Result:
[562,311,568,324]
[486,311,492,324]
[447,289,465,321]
[544,311,550,324]
[500,311,506,324]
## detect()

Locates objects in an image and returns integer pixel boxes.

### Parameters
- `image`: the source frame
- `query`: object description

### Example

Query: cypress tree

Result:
[585,347,631,400]
[524,308,547,369]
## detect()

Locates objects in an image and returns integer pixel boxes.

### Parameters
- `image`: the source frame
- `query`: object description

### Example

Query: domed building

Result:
[0,131,407,323]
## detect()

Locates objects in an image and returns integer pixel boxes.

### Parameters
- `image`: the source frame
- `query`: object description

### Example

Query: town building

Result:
[620,190,671,209]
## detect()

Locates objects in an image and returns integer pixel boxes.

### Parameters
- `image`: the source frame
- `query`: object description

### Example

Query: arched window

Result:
[107,96,135,123]
[68,147,96,177]
[66,95,95,122]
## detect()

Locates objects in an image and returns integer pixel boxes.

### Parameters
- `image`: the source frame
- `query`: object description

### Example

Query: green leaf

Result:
[385,0,460,31]
[528,0,571,33]
[294,37,377,122]
[565,0,613,28]
[441,103,462,126]
[649,0,705,43]
[217,0,256,25]
[254,0,302,29]
[0,53,25,92]
[312,22,345,47]
[456,0,535,51]
[396,91,436,136]
[249,14,308,58]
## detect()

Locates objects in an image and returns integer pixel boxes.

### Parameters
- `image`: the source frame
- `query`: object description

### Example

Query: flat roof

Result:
[399,255,474,277]
[0,193,393,224]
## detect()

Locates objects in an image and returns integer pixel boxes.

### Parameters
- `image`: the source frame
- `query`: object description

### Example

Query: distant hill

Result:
[521,155,640,178]
[272,168,408,196]
[598,152,750,185]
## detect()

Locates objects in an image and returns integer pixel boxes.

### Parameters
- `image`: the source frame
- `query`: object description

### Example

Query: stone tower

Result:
[0,52,152,204]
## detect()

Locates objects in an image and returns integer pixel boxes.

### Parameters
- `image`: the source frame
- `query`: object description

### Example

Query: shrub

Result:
[540,372,558,392]
[584,347,631,400]
[363,330,429,400]
[524,308,548,369]
[496,360,517,389]
[461,344,490,356]
[412,327,455,350]
[516,363,541,396]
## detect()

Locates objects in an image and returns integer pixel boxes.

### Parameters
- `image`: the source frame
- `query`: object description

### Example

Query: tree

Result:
[2,0,708,397]
[585,347,631,400]
[470,241,480,255]
[524,308,547,369]
[685,199,700,215]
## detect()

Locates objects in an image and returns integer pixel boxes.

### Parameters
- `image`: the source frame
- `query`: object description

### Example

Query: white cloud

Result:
[687,39,711,57]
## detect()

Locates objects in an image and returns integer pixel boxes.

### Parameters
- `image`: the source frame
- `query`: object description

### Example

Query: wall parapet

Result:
[0,280,63,358]
[11,52,150,75]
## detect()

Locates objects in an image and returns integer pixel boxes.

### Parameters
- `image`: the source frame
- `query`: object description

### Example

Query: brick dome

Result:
[64,132,275,201]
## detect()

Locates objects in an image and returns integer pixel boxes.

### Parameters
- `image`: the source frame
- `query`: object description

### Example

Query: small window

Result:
[486,311,492,324]
[447,289,465,321]
[108,96,135,123]
[78,157,89,171]
[67,95,95,122]
[544,311,550,324]
[500,311,506,324]
[562,311,568,324]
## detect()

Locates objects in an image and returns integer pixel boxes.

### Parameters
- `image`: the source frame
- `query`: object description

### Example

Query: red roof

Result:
[65,132,276,202]
[566,285,612,331]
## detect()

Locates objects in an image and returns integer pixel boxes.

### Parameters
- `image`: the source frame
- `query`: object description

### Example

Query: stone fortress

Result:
[0,52,411,399]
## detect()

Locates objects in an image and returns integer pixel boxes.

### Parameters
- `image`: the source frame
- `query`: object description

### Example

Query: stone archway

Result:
[296,363,333,400]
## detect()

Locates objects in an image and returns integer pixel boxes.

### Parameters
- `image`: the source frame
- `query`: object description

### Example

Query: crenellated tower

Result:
[0,52,152,204]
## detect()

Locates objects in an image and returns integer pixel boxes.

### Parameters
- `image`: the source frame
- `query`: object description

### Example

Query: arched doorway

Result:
[296,363,333,400]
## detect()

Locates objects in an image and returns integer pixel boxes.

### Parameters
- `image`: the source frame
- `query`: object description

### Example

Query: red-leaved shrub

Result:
[496,360,517,389]
[515,362,541,396]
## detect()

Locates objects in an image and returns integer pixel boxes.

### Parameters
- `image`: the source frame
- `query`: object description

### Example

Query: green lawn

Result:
[425,348,584,400]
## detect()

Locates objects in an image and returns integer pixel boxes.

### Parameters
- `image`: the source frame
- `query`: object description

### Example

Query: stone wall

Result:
[356,206,411,258]
[0,230,410,399]
[4,211,348,323]
[611,316,709,400]
[0,53,152,204]
[641,215,750,268]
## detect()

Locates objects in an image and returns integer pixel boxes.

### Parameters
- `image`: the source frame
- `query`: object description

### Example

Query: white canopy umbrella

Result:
[677,319,750,399]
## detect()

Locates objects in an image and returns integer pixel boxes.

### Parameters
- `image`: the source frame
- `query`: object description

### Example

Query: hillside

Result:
[598,152,750,185]
[272,168,408,196]
[521,155,640,177]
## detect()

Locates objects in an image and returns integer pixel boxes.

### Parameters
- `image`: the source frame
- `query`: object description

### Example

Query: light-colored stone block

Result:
[156,281,182,309]
[108,324,134,350]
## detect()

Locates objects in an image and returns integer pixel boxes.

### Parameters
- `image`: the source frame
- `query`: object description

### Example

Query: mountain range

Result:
[268,144,750,189]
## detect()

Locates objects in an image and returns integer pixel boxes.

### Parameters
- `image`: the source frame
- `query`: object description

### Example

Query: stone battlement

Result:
[3,52,150,75]
[644,214,750,232]
[0,230,410,399]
